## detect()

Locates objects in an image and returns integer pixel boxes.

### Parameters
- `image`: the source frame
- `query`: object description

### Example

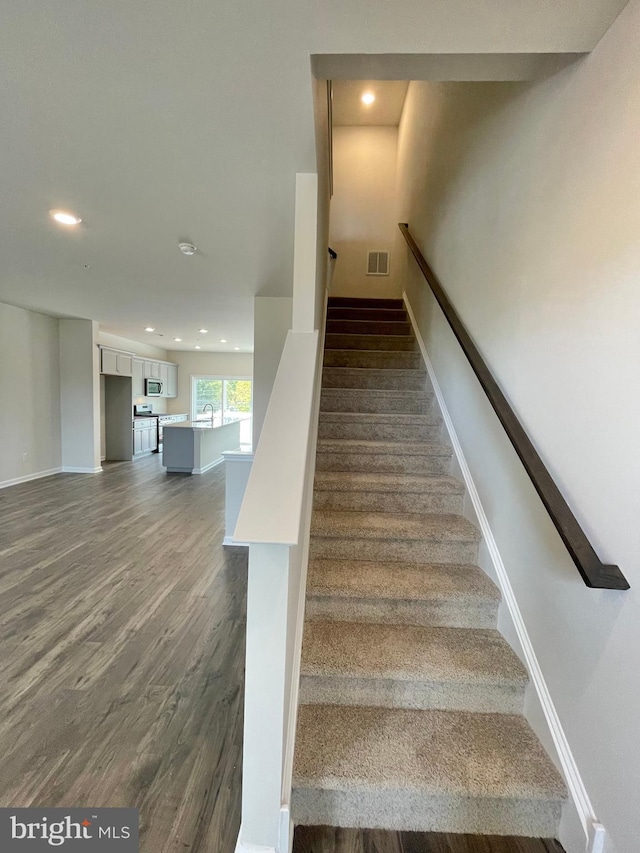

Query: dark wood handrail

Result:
[399,223,629,590]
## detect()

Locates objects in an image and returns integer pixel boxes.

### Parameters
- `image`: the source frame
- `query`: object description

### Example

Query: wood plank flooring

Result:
[293,827,565,853]
[0,456,247,853]
[0,457,565,853]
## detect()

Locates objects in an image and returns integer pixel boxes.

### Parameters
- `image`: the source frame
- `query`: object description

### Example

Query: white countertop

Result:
[163,415,249,430]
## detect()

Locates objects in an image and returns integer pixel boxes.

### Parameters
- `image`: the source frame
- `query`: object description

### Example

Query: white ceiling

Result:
[333,81,409,126]
[0,0,628,352]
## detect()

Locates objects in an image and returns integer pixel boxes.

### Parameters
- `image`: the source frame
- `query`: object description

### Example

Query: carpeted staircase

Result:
[291,296,567,837]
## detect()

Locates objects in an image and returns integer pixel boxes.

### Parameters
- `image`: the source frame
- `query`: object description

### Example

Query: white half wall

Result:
[252,297,292,448]
[330,126,402,299]
[59,319,101,473]
[0,302,62,486]
[394,3,640,850]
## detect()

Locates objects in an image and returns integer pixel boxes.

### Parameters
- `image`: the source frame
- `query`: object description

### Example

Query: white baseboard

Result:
[404,292,600,852]
[279,806,293,853]
[62,466,103,474]
[193,456,224,475]
[0,467,63,490]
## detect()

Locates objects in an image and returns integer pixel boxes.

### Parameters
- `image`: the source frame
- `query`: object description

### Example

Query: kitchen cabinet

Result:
[132,359,145,396]
[166,364,178,398]
[159,363,169,393]
[101,348,133,377]
[144,361,161,380]
[133,418,158,456]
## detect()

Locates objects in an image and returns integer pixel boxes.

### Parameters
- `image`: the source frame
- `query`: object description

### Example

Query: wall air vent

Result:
[366,250,390,276]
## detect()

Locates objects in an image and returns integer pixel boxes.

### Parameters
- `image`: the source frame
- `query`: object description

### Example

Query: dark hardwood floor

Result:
[293,827,565,853]
[0,456,247,853]
[0,457,565,853]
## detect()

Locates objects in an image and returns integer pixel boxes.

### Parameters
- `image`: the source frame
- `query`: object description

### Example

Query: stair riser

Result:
[326,320,412,336]
[313,490,464,515]
[322,370,427,391]
[315,453,451,476]
[299,676,524,714]
[327,308,408,322]
[328,298,404,310]
[323,351,422,370]
[291,789,562,837]
[317,422,441,442]
[309,537,479,564]
[304,596,499,629]
[320,392,432,415]
[325,334,417,352]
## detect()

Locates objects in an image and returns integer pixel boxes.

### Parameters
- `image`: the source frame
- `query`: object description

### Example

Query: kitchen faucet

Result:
[203,403,215,423]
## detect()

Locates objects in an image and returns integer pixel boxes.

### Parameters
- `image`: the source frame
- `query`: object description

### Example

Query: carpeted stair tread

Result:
[328,297,404,309]
[307,559,501,605]
[311,510,480,543]
[326,319,412,336]
[320,389,432,415]
[325,333,418,352]
[319,412,438,426]
[314,472,464,495]
[327,307,409,322]
[316,439,449,457]
[322,367,426,390]
[293,704,567,801]
[301,622,528,687]
[323,349,423,369]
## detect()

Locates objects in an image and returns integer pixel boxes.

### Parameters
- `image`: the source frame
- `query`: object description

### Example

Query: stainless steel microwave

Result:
[145,378,163,396]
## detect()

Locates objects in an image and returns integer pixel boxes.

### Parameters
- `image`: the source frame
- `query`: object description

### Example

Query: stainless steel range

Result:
[133,404,189,452]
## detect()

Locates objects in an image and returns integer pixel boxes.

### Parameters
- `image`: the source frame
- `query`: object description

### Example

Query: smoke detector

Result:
[178,242,197,256]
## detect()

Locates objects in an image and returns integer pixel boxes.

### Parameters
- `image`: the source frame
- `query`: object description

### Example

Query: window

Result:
[192,376,252,449]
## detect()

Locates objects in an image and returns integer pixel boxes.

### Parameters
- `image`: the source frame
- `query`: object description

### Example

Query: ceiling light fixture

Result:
[194,345,201,349]
[145,327,155,332]
[174,338,182,342]
[199,329,208,334]
[219,339,227,343]
[234,347,240,351]
[178,242,197,256]
[361,92,375,105]
[50,209,82,226]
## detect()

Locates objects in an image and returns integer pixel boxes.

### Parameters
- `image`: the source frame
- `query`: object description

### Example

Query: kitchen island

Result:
[162,416,246,474]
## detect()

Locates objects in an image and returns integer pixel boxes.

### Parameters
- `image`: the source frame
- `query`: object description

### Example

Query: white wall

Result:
[0,302,62,486]
[59,319,101,473]
[330,126,402,299]
[395,4,640,850]
[166,351,253,419]
[252,297,293,447]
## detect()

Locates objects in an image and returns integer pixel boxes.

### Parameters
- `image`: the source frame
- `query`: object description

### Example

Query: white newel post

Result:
[238,543,291,851]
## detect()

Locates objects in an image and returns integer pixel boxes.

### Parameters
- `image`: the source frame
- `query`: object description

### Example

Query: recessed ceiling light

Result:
[199,329,208,334]
[178,242,197,256]
[145,327,155,332]
[50,209,82,226]
[361,92,375,105]
[234,347,240,351]
[174,338,182,342]
[194,345,201,349]
[219,339,227,343]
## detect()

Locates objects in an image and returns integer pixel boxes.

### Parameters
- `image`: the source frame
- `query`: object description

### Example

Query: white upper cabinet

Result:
[144,361,161,379]
[166,364,178,398]
[132,359,145,396]
[159,363,169,393]
[101,348,133,377]
[101,347,176,397]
